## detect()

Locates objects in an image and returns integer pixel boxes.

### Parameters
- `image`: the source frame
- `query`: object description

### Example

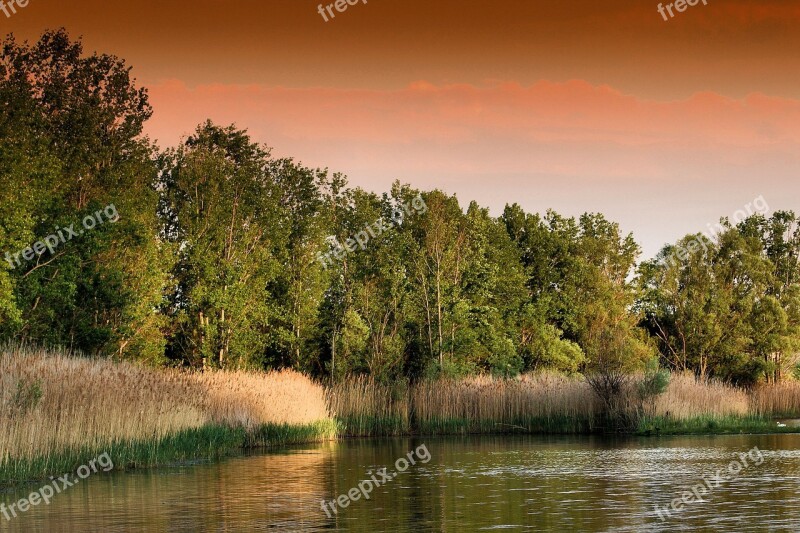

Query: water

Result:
[3,434,800,532]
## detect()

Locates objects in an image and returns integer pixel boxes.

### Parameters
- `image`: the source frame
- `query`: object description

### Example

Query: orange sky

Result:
[5,0,800,258]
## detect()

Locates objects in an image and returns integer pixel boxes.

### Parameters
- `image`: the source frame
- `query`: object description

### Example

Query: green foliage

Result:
[638,212,800,385]
[3,29,799,399]
[0,29,167,360]
[160,122,285,369]
[11,378,43,417]
[423,357,479,380]
[637,358,670,417]
[524,321,585,374]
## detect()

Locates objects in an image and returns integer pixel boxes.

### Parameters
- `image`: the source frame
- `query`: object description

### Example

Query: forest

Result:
[2,30,799,388]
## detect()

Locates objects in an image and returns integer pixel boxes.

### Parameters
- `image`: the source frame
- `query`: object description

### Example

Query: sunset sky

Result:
[6,0,800,258]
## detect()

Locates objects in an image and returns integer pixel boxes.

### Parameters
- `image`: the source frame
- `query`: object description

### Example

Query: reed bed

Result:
[327,373,600,436]
[326,376,410,436]
[5,342,799,485]
[636,373,763,435]
[412,373,598,434]
[329,372,790,437]
[0,344,335,485]
[654,373,750,419]
[750,381,800,417]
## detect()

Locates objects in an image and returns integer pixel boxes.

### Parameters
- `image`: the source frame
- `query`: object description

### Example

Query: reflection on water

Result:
[3,434,800,532]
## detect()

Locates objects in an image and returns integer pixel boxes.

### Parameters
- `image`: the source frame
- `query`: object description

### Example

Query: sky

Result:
[5,0,800,259]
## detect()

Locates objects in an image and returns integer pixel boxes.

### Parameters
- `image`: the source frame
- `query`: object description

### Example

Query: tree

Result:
[0,29,166,360]
[161,122,282,369]
[637,213,800,385]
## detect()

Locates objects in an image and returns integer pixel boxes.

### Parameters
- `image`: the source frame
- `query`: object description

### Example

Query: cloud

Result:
[144,79,800,179]
[142,78,800,260]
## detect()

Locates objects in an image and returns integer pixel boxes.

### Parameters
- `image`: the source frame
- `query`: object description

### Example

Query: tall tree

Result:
[161,122,282,369]
[0,29,166,360]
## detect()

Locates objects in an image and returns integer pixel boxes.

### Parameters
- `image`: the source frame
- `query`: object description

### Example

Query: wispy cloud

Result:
[144,79,800,258]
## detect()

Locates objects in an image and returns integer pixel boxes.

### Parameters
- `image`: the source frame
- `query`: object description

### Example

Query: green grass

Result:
[244,419,339,447]
[0,420,337,488]
[333,414,596,436]
[636,414,800,435]
[6,413,798,489]
[338,413,800,437]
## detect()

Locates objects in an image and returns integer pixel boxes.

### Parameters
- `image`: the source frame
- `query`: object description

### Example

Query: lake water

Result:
[3,434,800,532]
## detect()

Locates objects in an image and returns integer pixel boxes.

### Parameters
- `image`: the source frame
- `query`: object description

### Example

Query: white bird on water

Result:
[777,422,787,428]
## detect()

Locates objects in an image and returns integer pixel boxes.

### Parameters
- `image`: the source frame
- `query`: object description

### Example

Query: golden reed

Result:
[331,371,788,432]
[0,344,332,463]
[750,380,800,417]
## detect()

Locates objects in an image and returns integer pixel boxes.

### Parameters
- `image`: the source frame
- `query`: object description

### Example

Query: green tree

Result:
[1,29,166,360]
[161,122,282,369]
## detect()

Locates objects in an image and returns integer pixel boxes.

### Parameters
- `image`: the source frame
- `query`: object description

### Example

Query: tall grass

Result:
[6,342,800,486]
[0,344,335,486]
[654,373,750,418]
[413,374,597,434]
[328,373,600,436]
[637,373,755,435]
[750,381,800,417]
[326,376,410,436]
[328,372,790,437]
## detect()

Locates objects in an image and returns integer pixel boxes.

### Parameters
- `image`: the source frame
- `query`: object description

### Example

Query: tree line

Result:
[1,30,798,385]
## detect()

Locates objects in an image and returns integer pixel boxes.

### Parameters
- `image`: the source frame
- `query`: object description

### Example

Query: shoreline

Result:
[4,415,798,490]
[4,347,800,490]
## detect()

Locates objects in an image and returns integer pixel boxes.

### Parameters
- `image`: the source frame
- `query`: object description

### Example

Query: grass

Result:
[326,376,411,436]
[750,381,800,417]
[6,342,800,488]
[636,415,799,435]
[414,415,595,435]
[412,374,597,435]
[654,373,750,418]
[329,372,800,438]
[1,421,340,487]
[244,419,340,448]
[0,344,336,487]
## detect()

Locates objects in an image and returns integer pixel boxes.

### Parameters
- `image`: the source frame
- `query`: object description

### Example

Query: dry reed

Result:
[4,340,793,473]
[653,373,750,419]
[412,373,597,431]
[326,376,410,435]
[329,371,772,435]
[750,381,800,417]
[0,344,332,464]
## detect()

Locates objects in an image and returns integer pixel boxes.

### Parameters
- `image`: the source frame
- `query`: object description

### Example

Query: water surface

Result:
[3,434,800,531]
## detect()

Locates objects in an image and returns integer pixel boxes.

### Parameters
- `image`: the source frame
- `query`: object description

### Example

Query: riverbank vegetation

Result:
[3,343,800,487]
[329,372,800,437]
[0,345,336,486]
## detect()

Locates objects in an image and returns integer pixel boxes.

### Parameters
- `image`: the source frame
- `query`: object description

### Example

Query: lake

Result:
[3,434,800,531]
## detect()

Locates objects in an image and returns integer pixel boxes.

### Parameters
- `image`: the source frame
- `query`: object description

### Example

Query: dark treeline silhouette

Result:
[1,30,798,386]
